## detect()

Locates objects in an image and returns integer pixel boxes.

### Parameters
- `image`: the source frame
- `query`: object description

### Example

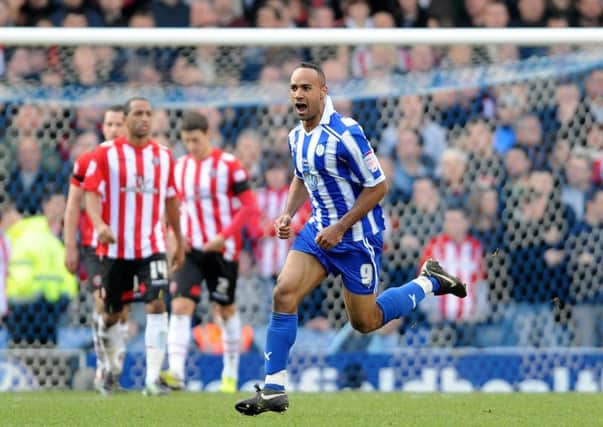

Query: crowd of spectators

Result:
[0,0,602,351]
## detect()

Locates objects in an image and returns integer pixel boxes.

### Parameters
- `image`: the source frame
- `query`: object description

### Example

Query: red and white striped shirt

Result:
[0,233,9,317]
[252,186,311,278]
[83,136,176,260]
[420,234,485,322]
[174,148,250,261]
[71,150,98,248]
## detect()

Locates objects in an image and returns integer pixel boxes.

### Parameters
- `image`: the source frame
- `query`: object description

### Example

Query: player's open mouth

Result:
[295,103,308,115]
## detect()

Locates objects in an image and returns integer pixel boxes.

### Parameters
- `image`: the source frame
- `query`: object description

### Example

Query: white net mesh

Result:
[0,37,602,389]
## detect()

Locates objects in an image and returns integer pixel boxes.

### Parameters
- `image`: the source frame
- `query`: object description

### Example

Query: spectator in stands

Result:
[561,151,593,221]
[502,145,532,192]
[6,137,57,215]
[50,0,102,27]
[483,1,509,27]
[548,138,571,175]
[584,69,603,123]
[72,46,98,87]
[469,184,504,254]
[151,0,189,27]
[394,0,429,27]
[391,128,433,203]
[493,91,525,155]
[456,0,490,26]
[61,11,90,27]
[419,206,489,347]
[513,0,547,27]
[584,124,603,186]
[8,103,45,141]
[3,195,77,347]
[439,148,469,207]
[97,0,128,27]
[70,131,99,163]
[566,187,603,346]
[235,129,263,188]
[550,83,592,140]
[458,118,506,187]
[343,0,372,28]
[189,0,218,27]
[573,0,603,26]
[381,94,447,167]
[128,8,155,27]
[514,114,549,169]
[385,176,444,285]
[503,169,572,346]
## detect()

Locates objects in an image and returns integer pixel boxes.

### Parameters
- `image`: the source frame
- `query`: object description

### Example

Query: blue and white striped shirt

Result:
[288,96,386,242]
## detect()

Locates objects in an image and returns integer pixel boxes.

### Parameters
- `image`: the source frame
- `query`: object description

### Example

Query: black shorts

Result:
[100,254,169,313]
[172,250,238,305]
[81,246,104,292]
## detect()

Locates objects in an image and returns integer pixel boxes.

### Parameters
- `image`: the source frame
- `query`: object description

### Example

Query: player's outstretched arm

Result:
[315,180,388,250]
[63,184,83,273]
[165,196,185,273]
[85,191,115,245]
[275,176,309,239]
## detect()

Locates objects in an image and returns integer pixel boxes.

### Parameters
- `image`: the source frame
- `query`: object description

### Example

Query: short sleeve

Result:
[83,150,105,194]
[340,125,386,187]
[166,151,177,198]
[229,158,251,195]
[70,155,87,187]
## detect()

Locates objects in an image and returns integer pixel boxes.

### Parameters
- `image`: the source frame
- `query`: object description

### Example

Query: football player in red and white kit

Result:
[64,105,127,393]
[159,110,259,392]
[84,97,185,396]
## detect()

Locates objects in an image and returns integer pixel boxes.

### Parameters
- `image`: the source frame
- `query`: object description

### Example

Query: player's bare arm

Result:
[85,191,115,245]
[165,196,185,273]
[315,180,388,250]
[275,176,309,239]
[64,184,83,273]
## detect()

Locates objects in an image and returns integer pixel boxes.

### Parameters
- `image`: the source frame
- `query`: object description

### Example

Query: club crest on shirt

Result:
[316,144,325,156]
[152,157,161,166]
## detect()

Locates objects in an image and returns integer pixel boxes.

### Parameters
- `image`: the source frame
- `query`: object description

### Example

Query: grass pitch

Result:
[0,391,601,427]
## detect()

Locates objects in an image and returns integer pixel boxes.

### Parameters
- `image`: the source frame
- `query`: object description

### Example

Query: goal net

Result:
[0,28,602,391]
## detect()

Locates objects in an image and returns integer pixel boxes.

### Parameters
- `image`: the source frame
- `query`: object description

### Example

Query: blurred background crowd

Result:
[0,0,602,367]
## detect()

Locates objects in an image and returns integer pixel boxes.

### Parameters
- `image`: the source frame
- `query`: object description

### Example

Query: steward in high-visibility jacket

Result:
[6,215,77,303]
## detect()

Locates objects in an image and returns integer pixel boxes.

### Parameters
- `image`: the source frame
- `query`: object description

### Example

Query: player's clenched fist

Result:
[96,223,116,245]
[274,213,292,239]
[315,222,345,250]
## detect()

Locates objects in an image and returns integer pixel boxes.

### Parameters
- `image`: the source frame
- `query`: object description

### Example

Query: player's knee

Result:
[349,317,378,334]
[171,297,195,315]
[272,282,298,313]
[103,312,121,327]
[146,298,166,314]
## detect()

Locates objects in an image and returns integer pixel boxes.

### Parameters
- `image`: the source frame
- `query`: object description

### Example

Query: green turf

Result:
[0,391,601,427]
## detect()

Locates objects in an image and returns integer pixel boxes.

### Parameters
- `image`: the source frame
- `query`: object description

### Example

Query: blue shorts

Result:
[291,223,383,295]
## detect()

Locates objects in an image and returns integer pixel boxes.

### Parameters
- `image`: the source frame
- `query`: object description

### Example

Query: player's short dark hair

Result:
[105,104,124,115]
[124,97,150,115]
[181,110,209,133]
[297,62,326,86]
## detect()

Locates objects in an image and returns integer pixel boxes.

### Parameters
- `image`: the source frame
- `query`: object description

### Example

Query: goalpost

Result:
[0,28,602,391]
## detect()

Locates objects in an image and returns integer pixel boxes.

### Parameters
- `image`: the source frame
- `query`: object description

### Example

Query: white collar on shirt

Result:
[319,95,336,125]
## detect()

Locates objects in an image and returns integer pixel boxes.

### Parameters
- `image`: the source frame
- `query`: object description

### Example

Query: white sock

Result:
[414,276,434,295]
[145,313,168,386]
[113,321,129,376]
[265,370,287,389]
[98,316,123,376]
[167,314,191,380]
[92,311,105,379]
[220,312,241,380]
